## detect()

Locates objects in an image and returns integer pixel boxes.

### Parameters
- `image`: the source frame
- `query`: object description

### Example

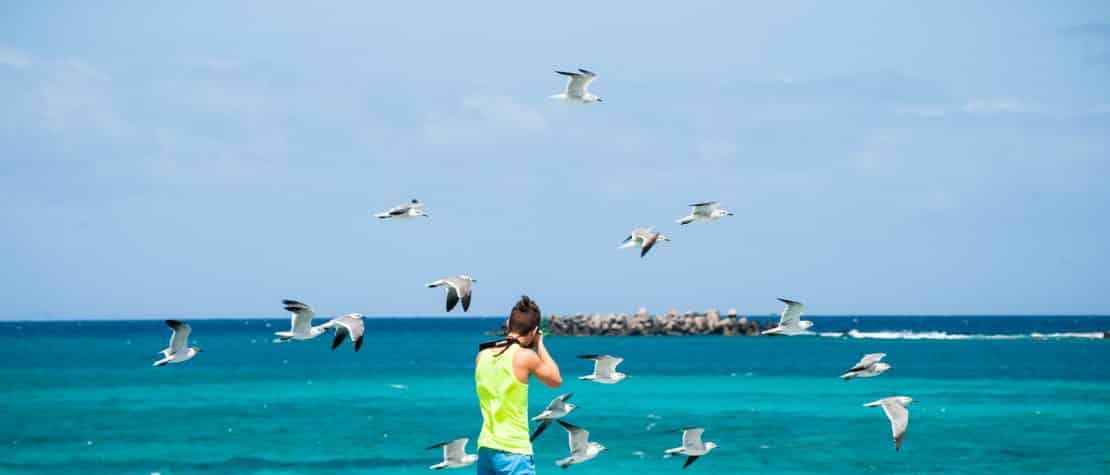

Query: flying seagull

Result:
[549,68,602,103]
[618,227,670,258]
[531,393,576,441]
[664,427,719,469]
[273,300,328,343]
[760,298,814,336]
[864,396,914,451]
[577,354,626,384]
[841,353,891,379]
[427,438,477,470]
[318,313,366,352]
[555,420,607,468]
[153,320,201,366]
[375,199,429,219]
[676,201,734,225]
[426,275,476,312]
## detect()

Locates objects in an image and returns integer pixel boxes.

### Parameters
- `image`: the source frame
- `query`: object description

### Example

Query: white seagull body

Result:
[841,353,891,379]
[318,313,366,352]
[864,396,913,451]
[618,227,670,258]
[427,438,477,470]
[375,199,429,219]
[426,275,476,312]
[761,298,814,336]
[664,427,718,469]
[531,393,576,441]
[153,320,201,366]
[577,354,626,384]
[273,300,328,342]
[676,201,734,225]
[550,68,602,103]
[555,420,607,468]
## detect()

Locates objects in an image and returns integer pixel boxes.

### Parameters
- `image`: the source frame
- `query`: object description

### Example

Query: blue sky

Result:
[1,1,1108,319]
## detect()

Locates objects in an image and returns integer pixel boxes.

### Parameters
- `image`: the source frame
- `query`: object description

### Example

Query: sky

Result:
[1,1,1108,319]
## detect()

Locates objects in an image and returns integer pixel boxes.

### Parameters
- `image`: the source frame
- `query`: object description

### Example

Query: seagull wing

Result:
[445,286,460,312]
[556,70,591,97]
[851,353,887,371]
[445,438,468,462]
[880,399,910,450]
[387,203,412,216]
[690,201,720,216]
[559,420,590,456]
[549,392,574,410]
[595,356,622,378]
[640,233,660,257]
[683,455,700,469]
[530,420,552,441]
[338,315,365,351]
[453,278,473,312]
[166,320,191,353]
[681,428,706,452]
[283,299,315,333]
[777,298,804,327]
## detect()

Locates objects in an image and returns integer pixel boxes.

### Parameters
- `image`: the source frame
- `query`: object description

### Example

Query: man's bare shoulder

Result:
[513,346,539,367]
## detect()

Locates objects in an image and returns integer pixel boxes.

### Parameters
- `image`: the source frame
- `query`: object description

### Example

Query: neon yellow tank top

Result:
[475,344,531,455]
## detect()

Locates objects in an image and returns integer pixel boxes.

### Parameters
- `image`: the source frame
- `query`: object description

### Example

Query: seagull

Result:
[760,298,814,336]
[426,275,476,312]
[676,201,734,225]
[531,393,577,441]
[555,420,607,468]
[864,396,913,451]
[664,427,719,469]
[618,227,670,258]
[273,300,328,343]
[840,353,891,379]
[317,313,366,352]
[375,199,429,219]
[427,438,477,470]
[577,354,626,384]
[153,320,201,366]
[549,68,602,103]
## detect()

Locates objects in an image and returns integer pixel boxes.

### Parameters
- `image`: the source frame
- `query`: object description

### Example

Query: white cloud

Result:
[697,139,737,162]
[37,59,131,139]
[895,104,947,118]
[461,94,546,130]
[424,94,545,144]
[0,45,32,69]
[963,98,1028,115]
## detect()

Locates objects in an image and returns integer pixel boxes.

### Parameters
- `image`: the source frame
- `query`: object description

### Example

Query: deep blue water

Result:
[1,316,1108,474]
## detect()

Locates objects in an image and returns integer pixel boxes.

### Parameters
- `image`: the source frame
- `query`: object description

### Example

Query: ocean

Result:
[1,316,1108,474]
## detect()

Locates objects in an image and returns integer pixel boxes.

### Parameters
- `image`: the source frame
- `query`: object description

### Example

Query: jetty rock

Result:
[545,310,772,336]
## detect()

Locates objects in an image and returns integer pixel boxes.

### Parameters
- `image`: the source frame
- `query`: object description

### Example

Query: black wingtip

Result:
[777,297,801,305]
[578,68,595,75]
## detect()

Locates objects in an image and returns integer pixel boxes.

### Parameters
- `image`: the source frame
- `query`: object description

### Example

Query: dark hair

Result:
[508,295,541,334]
[494,295,542,356]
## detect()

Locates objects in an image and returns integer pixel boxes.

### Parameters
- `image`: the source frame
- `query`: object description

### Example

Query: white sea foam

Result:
[816,329,1105,340]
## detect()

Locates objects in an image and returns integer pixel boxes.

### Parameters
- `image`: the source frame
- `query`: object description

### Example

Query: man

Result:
[475,295,562,475]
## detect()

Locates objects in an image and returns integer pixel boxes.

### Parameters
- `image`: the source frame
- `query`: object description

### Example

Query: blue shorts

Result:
[476,448,535,475]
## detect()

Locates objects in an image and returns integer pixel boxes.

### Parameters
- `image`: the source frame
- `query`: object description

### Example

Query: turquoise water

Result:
[1,317,1108,474]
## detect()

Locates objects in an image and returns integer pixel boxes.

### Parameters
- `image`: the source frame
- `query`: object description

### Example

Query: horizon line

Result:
[2,314,1109,323]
